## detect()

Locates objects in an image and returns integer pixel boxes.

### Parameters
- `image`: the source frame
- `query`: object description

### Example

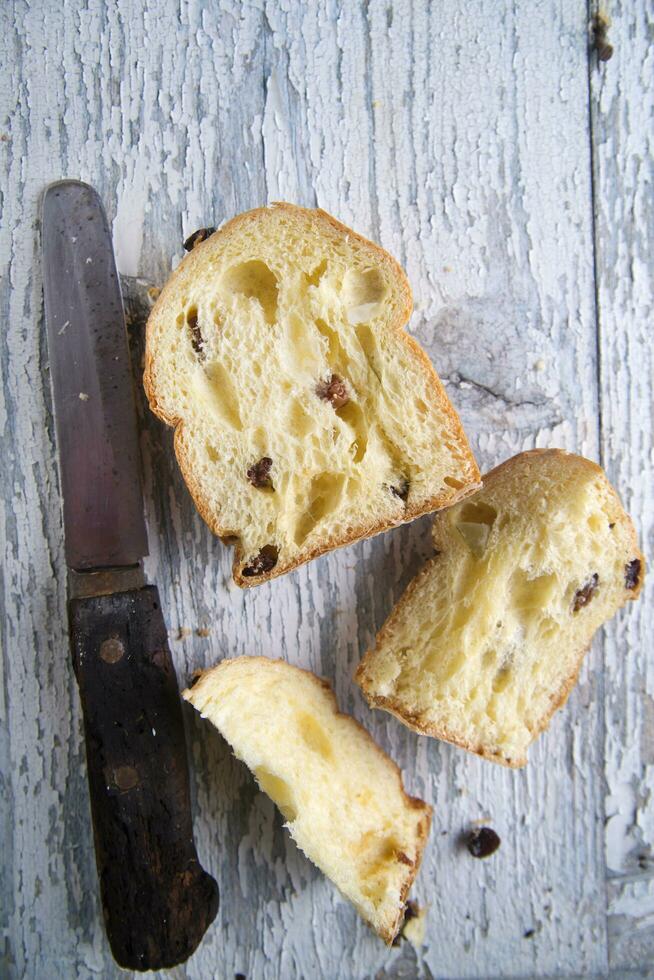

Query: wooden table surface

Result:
[1,2,652,978]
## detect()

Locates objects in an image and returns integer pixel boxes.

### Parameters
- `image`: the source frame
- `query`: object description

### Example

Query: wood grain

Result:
[590,0,654,971]
[0,1,651,977]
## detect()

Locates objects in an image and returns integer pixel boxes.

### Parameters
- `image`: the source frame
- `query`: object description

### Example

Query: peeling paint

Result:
[1,1,652,978]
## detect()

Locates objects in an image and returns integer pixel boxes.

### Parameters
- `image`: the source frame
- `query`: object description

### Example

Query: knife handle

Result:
[69,585,218,971]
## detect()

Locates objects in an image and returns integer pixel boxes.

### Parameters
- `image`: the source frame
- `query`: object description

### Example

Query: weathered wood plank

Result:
[589,0,654,971]
[1,3,270,977]
[607,877,654,976]
[0,0,648,977]
[258,4,604,978]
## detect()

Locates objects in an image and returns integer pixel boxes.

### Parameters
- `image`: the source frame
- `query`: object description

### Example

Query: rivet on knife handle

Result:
[69,586,219,970]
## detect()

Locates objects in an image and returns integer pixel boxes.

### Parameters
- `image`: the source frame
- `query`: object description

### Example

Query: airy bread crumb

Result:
[356,449,645,766]
[183,656,432,943]
[144,203,479,586]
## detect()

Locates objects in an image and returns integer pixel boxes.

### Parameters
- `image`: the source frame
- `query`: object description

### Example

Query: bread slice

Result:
[356,449,645,767]
[144,204,480,585]
[182,657,432,942]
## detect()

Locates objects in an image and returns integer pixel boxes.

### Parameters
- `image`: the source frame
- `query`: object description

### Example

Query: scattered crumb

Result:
[85,256,92,264]
[442,265,453,273]
[176,627,192,640]
[534,358,546,371]
[78,392,89,401]
[591,12,613,61]
[196,627,211,638]
[0,133,9,142]
[58,320,70,335]
[400,901,428,948]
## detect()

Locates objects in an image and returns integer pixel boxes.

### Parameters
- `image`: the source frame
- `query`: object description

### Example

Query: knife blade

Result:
[42,180,218,970]
[42,180,148,571]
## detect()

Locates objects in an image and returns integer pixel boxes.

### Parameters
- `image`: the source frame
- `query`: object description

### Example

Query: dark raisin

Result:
[187,311,204,357]
[390,479,410,502]
[596,39,613,61]
[242,545,279,577]
[183,226,216,251]
[404,900,419,921]
[609,522,615,529]
[572,573,599,612]
[466,826,501,858]
[523,928,536,939]
[247,457,274,490]
[316,374,349,409]
[391,900,422,945]
[625,558,641,591]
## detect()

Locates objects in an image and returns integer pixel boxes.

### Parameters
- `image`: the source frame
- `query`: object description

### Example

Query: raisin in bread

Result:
[356,449,644,767]
[144,204,479,585]
[182,657,432,943]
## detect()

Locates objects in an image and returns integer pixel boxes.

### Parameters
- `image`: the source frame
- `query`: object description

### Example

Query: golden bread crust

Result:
[356,449,645,766]
[184,656,432,942]
[144,203,480,586]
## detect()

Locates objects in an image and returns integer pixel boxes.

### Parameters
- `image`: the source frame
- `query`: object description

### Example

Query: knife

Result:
[42,180,218,970]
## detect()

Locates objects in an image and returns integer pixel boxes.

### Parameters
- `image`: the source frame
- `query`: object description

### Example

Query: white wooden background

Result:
[1,1,652,977]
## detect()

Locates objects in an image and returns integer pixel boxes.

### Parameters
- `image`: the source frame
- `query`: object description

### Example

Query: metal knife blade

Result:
[42,180,148,571]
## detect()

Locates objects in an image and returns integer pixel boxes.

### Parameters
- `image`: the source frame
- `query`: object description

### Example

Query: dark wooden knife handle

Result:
[69,585,218,970]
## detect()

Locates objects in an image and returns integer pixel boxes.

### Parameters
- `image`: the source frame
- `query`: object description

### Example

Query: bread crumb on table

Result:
[400,902,428,948]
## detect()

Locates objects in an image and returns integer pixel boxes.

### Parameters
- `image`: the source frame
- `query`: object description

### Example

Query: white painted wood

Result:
[590,0,654,971]
[607,876,654,974]
[0,1,650,977]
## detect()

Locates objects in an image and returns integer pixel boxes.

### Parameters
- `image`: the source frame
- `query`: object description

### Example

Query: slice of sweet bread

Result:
[144,203,479,585]
[356,449,644,766]
[183,657,432,942]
